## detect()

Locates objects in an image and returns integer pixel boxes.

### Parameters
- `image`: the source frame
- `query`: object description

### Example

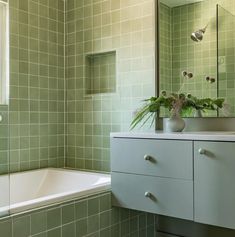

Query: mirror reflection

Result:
[158,0,235,117]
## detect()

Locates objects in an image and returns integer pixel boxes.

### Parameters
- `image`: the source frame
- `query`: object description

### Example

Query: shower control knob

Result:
[145,192,151,198]
[182,71,187,77]
[187,72,193,79]
[210,78,216,83]
[182,71,193,79]
[198,148,206,155]
[144,155,151,161]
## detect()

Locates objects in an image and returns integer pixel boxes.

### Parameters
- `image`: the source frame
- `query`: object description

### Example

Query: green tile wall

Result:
[8,0,65,172]
[159,3,172,94]
[0,105,9,174]
[66,0,156,172]
[0,191,156,237]
[6,0,155,172]
[171,1,217,100]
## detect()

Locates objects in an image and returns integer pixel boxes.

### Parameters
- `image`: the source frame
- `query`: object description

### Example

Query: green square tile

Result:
[76,218,87,237]
[88,197,99,216]
[47,208,61,229]
[62,222,75,237]
[120,220,130,236]
[100,211,110,229]
[13,216,30,237]
[31,211,47,235]
[100,228,111,237]
[62,203,75,224]
[48,227,61,237]
[111,224,120,237]
[100,194,111,212]
[87,214,99,234]
[19,0,28,11]
[0,220,12,237]
[75,200,88,220]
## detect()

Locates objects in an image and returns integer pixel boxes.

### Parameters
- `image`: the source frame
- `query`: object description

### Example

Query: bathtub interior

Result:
[0,175,10,217]
[0,168,111,215]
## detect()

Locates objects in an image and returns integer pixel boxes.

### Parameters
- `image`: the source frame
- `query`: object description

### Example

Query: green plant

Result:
[131,91,225,129]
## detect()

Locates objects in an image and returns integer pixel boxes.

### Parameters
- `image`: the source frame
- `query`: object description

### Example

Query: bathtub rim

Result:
[5,168,111,216]
[9,167,111,177]
[0,190,111,221]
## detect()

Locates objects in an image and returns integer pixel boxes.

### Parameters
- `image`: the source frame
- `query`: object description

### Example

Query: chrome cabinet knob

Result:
[145,192,151,198]
[144,155,151,161]
[198,148,206,155]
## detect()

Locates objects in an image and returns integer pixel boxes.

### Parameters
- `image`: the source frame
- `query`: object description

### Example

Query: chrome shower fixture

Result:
[191,24,208,42]
[205,76,216,83]
[182,71,193,79]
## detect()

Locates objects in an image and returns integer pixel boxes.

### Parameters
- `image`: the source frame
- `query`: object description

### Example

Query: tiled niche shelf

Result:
[85,51,116,95]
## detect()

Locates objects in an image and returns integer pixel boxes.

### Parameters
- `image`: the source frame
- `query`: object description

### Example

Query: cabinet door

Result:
[194,141,235,229]
[112,172,193,221]
[111,138,193,180]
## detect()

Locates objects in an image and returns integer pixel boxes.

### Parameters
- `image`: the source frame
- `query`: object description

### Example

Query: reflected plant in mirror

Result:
[131,92,225,130]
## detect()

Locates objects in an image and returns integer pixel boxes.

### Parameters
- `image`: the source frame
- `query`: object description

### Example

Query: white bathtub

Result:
[0,168,111,215]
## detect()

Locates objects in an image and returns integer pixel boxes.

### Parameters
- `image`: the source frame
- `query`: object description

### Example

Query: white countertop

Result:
[110,131,235,141]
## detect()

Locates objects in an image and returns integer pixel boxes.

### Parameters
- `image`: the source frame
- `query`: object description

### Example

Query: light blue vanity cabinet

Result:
[111,138,194,220]
[194,141,235,229]
[111,134,235,230]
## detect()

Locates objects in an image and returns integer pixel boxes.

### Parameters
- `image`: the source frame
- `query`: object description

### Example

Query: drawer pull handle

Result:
[145,192,151,198]
[198,148,206,155]
[144,155,151,161]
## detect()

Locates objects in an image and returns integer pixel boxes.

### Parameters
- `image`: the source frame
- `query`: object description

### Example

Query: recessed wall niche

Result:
[85,51,116,94]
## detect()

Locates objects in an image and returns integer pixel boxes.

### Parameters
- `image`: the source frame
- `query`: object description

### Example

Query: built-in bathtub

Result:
[0,168,111,215]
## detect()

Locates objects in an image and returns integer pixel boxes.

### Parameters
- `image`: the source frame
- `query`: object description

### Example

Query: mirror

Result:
[158,0,235,117]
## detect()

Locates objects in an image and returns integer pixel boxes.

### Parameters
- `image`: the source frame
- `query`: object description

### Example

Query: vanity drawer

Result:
[111,138,193,179]
[112,172,193,220]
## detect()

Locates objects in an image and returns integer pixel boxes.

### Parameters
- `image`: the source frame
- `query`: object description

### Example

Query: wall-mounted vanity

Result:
[111,132,235,231]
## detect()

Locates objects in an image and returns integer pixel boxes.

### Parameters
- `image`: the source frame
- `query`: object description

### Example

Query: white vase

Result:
[194,110,203,117]
[164,114,185,132]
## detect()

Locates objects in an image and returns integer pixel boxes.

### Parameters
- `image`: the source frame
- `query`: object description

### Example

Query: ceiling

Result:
[160,0,205,8]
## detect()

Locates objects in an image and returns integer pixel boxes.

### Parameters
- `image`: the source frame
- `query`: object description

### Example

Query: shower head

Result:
[191,25,208,42]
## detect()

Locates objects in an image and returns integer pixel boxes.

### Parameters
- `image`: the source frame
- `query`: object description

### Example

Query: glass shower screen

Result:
[0,0,9,217]
[217,4,235,117]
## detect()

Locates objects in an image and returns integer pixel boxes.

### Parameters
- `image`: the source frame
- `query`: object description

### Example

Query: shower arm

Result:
[201,23,209,33]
